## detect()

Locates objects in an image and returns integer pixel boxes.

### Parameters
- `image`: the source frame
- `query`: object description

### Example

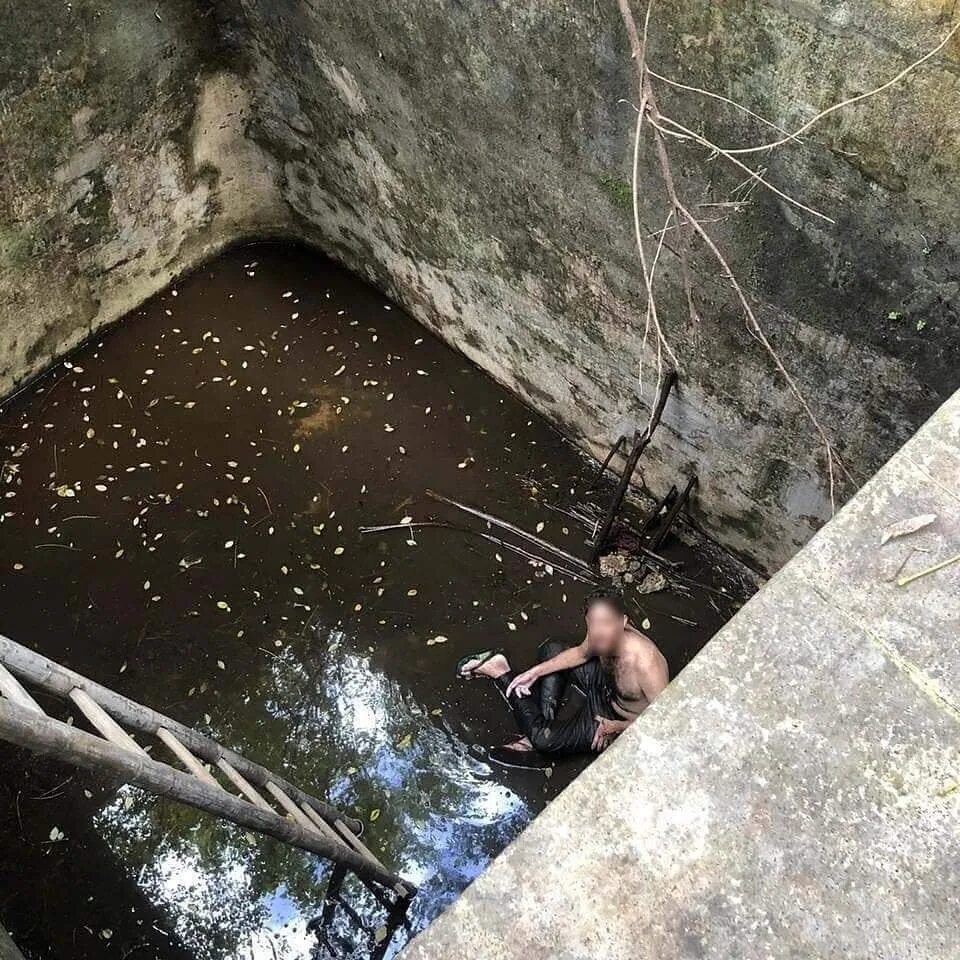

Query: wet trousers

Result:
[494,641,616,755]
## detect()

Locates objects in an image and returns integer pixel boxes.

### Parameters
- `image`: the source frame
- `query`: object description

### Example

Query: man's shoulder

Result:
[623,628,664,662]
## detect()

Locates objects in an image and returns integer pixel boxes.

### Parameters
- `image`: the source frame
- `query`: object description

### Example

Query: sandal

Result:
[488,745,553,771]
[455,648,503,680]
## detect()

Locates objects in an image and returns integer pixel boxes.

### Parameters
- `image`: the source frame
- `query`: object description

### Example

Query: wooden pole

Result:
[636,486,677,539]
[157,727,222,788]
[649,475,698,551]
[0,697,410,893]
[587,435,627,491]
[0,664,43,714]
[0,635,362,837]
[218,757,273,812]
[69,687,148,757]
[590,371,677,564]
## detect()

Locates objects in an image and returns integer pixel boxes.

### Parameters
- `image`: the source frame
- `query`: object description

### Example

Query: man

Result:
[457,586,669,761]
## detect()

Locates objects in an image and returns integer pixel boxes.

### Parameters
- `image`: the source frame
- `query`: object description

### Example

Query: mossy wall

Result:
[237,0,960,572]
[0,0,283,396]
[3,0,958,573]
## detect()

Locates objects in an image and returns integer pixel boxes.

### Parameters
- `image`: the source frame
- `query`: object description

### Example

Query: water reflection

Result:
[95,640,527,958]
[0,244,741,957]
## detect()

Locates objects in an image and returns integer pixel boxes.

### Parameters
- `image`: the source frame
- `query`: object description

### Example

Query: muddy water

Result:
[0,244,748,959]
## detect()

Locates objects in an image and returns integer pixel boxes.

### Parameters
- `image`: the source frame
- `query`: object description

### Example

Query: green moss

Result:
[598,175,633,212]
[0,224,38,270]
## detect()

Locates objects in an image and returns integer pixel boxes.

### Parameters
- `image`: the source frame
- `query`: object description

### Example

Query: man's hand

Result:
[591,716,627,752]
[505,666,540,699]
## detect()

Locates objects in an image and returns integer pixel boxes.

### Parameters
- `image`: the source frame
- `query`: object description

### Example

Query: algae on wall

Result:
[235,0,960,572]
[2,0,957,574]
[0,0,281,397]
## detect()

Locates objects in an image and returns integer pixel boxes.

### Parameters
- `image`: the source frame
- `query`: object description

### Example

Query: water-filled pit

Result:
[0,244,750,959]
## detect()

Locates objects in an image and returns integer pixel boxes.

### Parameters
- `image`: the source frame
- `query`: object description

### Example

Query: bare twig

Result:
[671,194,844,509]
[651,112,834,222]
[614,0,881,512]
[897,551,960,588]
[724,21,960,155]
[646,68,800,140]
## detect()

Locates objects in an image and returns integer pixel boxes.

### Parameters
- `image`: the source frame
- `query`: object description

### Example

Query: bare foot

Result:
[503,736,533,752]
[460,652,510,679]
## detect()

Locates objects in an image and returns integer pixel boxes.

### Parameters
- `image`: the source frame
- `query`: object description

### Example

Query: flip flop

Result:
[455,648,503,680]
[487,745,553,771]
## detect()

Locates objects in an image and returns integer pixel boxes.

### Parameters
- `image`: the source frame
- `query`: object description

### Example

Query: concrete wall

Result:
[2,0,958,574]
[237,0,960,573]
[0,0,284,397]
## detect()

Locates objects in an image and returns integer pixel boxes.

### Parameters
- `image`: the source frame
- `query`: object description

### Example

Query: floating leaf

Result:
[370,808,381,822]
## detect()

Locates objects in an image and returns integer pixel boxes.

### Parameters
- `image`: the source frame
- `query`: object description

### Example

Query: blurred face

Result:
[585,601,628,655]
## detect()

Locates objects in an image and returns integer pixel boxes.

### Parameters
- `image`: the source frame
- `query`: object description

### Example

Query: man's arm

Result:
[505,637,591,698]
[640,650,669,704]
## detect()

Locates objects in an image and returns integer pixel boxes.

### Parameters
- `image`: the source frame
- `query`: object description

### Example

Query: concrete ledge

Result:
[404,392,960,959]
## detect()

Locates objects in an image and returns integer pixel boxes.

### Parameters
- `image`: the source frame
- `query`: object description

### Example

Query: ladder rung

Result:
[217,757,273,812]
[300,802,349,847]
[157,727,222,788]
[0,664,44,714]
[334,819,411,897]
[265,781,322,836]
[68,687,147,756]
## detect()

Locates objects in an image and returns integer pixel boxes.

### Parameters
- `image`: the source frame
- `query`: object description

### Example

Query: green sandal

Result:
[455,648,503,680]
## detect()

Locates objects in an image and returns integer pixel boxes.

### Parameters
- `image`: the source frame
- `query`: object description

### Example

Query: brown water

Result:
[0,244,749,959]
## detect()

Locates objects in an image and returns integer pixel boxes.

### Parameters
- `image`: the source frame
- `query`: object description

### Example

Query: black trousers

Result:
[494,641,616,755]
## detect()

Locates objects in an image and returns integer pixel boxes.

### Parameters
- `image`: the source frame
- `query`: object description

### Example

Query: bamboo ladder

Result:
[0,634,414,900]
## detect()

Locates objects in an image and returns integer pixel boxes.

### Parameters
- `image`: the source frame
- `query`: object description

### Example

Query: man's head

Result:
[584,585,628,655]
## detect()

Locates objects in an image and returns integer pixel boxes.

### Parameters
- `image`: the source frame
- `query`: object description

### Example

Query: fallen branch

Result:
[425,489,593,572]
[360,521,598,584]
[649,474,698,550]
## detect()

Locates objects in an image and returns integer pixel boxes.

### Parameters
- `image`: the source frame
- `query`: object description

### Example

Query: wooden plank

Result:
[0,663,43,714]
[217,757,273,812]
[0,635,361,835]
[332,817,412,898]
[68,687,147,756]
[265,781,323,836]
[0,696,410,892]
[157,727,221,788]
[301,801,349,846]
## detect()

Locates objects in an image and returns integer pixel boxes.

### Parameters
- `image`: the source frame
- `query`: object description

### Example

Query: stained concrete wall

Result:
[403,385,960,960]
[237,0,960,573]
[0,0,284,398]
[2,1,959,574]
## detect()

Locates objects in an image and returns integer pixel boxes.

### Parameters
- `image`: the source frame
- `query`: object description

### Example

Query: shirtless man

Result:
[457,586,669,758]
